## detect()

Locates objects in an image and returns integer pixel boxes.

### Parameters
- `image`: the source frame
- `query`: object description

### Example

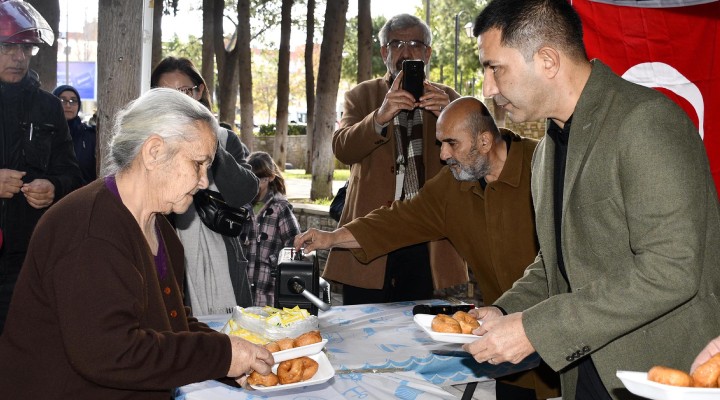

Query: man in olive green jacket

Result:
[466,0,720,398]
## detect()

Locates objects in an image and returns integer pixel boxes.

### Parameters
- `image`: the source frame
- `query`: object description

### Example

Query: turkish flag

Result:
[571,0,720,192]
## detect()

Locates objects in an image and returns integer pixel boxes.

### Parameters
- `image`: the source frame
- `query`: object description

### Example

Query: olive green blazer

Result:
[496,60,720,399]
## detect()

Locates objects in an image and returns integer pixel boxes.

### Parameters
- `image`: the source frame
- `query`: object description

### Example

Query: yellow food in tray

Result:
[227,319,270,344]
[224,305,319,341]
[262,306,311,327]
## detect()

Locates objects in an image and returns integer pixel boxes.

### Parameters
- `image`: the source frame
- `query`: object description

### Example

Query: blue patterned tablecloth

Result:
[320,300,540,386]
[175,300,540,399]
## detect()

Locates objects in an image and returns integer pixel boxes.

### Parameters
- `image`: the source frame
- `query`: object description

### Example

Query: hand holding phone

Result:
[402,60,425,102]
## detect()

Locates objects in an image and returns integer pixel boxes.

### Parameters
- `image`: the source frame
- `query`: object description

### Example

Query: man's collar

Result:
[493,129,524,188]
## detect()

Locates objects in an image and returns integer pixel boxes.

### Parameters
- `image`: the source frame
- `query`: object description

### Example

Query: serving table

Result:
[175,300,540,399]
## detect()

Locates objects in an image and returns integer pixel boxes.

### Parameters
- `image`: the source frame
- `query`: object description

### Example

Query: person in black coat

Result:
[0,0,83,333]
[53,85,97,184]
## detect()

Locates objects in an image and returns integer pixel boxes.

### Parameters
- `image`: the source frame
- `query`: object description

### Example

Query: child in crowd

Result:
[242,152,301,306]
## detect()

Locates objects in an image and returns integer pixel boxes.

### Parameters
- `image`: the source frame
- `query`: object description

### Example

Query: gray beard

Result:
[447,148,489,182]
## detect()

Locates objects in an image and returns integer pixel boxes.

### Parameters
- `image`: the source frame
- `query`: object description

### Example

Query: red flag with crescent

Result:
[571,0,720,192]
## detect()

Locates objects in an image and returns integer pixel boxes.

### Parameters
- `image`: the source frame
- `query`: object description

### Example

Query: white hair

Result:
[102,88,219,176]
[378,13,432,46]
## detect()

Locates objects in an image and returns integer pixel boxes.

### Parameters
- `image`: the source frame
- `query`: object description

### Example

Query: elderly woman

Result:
[0,89,273,399]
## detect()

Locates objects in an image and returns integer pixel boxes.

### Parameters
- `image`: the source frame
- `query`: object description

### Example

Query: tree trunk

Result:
[27,0,59,91]
[303,0,316,174]
[151,0,163,70]
[310,0,348,200]
[215,0,239,125]
[273,0,294,170]
[356,0,372,83]
[97,0,144,174]
[237,0,255,152]
[201,0,215,104]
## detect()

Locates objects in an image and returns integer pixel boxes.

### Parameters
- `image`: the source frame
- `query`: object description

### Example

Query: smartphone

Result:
[402,60,425,102]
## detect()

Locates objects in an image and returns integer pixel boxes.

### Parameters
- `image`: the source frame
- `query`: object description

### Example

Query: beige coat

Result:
[325,73,467,290]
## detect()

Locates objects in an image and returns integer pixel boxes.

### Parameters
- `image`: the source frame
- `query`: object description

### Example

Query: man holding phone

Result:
[325,14,466,307]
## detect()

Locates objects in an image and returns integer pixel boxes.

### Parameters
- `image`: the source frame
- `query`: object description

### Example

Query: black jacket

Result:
[0,71,83,276]
[67,116,97,184]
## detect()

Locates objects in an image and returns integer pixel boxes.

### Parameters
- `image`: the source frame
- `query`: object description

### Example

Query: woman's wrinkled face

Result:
[156,122,216,214]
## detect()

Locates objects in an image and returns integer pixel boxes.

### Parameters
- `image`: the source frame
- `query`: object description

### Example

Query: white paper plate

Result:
[271,339,328,363]
[413,314,481,344]
[617,370,720,400]
[250,351,334,392]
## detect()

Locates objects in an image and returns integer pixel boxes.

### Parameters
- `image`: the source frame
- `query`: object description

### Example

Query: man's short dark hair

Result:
[473,0,587,62]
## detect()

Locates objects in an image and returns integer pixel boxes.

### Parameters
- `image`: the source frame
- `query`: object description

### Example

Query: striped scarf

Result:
[394,108,425,200]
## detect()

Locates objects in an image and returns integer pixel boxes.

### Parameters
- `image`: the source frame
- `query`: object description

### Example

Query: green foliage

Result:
[339,2,486,96]
[426,0,487,95]
[162,34,203,67]
[341,15,388,82]
[288,124,307,136]
[256,124,307,136]
[258,124,275,136]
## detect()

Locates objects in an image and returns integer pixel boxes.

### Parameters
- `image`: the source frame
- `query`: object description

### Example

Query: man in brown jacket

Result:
[296,97,560,400]
[327,13,467,306]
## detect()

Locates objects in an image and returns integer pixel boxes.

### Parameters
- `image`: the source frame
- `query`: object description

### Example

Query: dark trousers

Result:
[496,381,539,400]
[342,242,433,305]
[576,358,612,400]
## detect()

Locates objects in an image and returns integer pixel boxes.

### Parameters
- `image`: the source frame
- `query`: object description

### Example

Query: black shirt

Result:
[546,116,611,400]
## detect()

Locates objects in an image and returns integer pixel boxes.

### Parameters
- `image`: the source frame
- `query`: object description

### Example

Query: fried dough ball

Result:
[299,356,319,381]
[277,358,304,384]
[452,311,480,334]
[648,366,693,387]
[264,341,281,353]
[692,353,720,388]
[431,313,462,334]
[276,338,295,351]
[294,330,323,348]
[247,371,279,387]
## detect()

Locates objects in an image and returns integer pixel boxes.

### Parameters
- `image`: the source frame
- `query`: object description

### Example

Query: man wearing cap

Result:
[0,0,82,333]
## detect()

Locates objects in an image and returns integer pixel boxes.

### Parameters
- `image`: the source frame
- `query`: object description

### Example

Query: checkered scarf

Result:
[394,108,425,200]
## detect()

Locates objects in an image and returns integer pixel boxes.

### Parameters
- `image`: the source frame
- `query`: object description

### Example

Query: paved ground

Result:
[284,178,346,201]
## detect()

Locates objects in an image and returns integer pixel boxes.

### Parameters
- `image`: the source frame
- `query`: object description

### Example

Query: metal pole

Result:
[454,12,460,92]
[140,0,154,93]
[65,0,69,84]
[425,0,431,76]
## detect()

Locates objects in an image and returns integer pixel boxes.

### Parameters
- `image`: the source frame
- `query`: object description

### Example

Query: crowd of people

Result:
[0,0,718,399]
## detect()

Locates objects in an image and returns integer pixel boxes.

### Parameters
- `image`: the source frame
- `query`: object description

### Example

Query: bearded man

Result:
[296,97,561,400]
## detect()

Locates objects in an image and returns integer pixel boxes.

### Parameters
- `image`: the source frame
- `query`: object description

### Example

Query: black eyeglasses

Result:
[0,43,39,57]
[59,98,78,106]
[176,85,199,96]
[385,40,427,51]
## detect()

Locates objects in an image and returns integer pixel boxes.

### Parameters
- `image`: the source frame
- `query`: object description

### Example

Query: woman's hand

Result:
[226,335,274,378]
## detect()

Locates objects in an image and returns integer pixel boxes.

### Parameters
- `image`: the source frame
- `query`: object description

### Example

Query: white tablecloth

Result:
[175,300,540,399]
